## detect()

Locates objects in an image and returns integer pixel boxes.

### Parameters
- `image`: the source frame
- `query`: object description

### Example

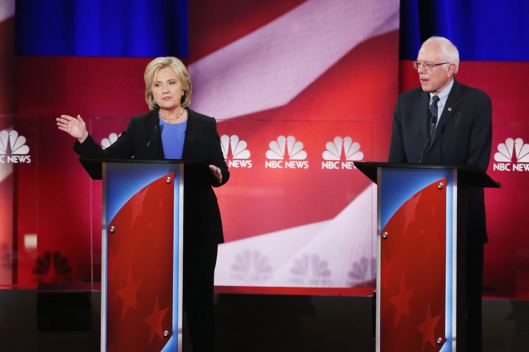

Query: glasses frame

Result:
[413,61,450,71]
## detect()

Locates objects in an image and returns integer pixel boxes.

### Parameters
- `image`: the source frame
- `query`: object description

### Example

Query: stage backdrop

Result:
[1,0,528,299]
[190,0,399,293]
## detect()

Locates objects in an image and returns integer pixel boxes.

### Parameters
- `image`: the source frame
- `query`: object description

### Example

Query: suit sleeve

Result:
[388,95,408,163]
[466,92,493,172]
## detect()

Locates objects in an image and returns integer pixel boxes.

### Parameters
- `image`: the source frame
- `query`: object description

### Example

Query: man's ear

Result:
[447,63,457,77]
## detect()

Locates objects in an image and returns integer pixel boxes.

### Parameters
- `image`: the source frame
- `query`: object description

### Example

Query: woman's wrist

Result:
[78,131,89,144]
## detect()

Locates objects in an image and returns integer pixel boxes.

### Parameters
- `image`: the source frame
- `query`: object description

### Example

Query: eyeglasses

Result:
[413,61,449,71]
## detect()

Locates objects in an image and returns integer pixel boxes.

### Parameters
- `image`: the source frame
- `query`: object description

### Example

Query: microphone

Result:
[420,110,438,163]
[430,112,438,129]
[420,123,445,163]
[419,136,431,163]
[146,123,159,148]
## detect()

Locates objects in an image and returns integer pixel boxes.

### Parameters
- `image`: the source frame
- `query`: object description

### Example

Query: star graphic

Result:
[416,304,441,350]
[116,269,143,320]
[389,276,414,326]
[144,296,170,343]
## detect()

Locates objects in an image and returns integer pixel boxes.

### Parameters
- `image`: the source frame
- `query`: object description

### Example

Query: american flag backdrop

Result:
[190,0,399,291]
[1,0,529,302]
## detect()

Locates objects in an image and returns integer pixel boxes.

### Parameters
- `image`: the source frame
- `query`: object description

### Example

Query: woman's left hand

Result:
[209,165,222,184]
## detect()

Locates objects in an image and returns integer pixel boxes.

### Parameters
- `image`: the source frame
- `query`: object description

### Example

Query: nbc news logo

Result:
[221,135,252,168]
[321,136,363,170]
[0,130,31,164]
[493,138,529,172]
[101,133,119,149]
[265,135,309,169]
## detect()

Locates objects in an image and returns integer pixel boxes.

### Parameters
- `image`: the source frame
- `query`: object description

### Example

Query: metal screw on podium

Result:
[436,337,444,345]
[109,226,115,233]
[166,176,172,184]
[382,232,389,239]
[438,182,444,190]
[163,330,170,338]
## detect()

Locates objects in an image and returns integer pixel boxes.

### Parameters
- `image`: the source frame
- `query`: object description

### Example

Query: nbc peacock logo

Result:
[265,135,309,169]
[221,135,252,168]
[101,133,120,149]
[322,136,363,170]
[0,130,31,164]
[493,138,529,172]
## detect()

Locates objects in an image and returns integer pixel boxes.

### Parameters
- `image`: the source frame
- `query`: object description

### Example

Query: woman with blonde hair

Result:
[57,56,229,351]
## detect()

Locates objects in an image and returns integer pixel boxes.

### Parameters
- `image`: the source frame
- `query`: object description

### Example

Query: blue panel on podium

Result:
[379,168,454,230]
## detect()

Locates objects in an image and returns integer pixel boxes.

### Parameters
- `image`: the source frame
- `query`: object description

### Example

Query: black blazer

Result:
[74,108,230,245]
[388,79,492,243]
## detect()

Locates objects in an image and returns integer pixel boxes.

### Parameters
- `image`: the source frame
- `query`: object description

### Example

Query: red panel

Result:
[380,179,446,352]
[106,174,174,351]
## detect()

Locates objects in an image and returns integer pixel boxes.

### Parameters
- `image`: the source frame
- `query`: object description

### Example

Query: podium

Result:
[81,158,185,352]
[355,162,500,352]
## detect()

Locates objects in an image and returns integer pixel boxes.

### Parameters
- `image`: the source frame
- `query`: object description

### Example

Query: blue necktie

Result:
[429,95,440,137]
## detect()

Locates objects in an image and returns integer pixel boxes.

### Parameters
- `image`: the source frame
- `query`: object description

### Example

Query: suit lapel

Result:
[430,80,461,146]
[418,90,431,143]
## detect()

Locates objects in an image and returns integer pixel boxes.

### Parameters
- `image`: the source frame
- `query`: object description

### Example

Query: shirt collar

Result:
[430,78,454,103]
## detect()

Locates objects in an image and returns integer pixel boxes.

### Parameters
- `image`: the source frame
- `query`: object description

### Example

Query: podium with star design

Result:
[355,162,499,352]
[81,159,185,352]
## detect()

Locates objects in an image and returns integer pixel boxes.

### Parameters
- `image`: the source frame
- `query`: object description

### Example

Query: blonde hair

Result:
[144,57,192,110]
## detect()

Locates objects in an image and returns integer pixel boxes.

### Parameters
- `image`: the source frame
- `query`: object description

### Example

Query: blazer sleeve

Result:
[73,114,150,159]
[73,130,134,159]
[207,118,230,187]
[73,134,106,158]
[388,95,408,163]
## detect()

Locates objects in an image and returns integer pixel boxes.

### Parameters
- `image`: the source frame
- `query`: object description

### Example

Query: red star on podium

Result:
[389,275,414,326]
[145,296,170,342]
[116,269,143,320]
[416,304,441,350]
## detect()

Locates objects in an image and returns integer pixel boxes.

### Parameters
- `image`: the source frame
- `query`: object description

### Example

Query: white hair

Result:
[422,36,460,74]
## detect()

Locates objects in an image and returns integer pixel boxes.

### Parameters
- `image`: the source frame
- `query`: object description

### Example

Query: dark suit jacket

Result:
[74,108,230,245]
[388,79,492,243]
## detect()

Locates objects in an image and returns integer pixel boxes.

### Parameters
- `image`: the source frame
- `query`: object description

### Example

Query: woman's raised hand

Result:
[56,115,89,143]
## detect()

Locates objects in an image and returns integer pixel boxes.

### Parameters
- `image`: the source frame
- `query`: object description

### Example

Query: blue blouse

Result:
[160,118,187,159]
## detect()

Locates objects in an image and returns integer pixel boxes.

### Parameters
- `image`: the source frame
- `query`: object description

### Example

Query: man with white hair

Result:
[389,36,492,351]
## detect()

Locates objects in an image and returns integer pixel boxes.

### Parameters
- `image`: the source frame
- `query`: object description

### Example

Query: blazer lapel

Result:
[145,110,164,159]
[182,109,196,159]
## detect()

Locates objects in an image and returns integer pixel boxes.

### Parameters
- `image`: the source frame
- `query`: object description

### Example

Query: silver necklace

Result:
[160,108,185,122]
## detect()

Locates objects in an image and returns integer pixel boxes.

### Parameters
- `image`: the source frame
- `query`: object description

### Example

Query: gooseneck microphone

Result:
[420,123,445,163]
[420,112,435,163]
[146,123,159,148]
[419,136,430,163]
